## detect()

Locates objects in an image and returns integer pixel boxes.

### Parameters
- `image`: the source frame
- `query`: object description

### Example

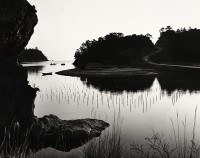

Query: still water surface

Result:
[23,61,200,157]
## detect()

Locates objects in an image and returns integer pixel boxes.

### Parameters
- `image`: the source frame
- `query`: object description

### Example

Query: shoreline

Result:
[56,67,158,78]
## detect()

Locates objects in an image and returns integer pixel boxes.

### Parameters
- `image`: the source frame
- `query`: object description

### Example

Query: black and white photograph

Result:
[1,0,200,157]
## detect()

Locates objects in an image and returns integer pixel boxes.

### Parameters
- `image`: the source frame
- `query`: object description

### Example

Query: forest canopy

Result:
[155,27,200,63]
[73,33,155,66]
[18,47,48,62]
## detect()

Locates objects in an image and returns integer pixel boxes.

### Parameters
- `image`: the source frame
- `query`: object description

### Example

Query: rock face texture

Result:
[0,0,38,63]
[0,0,38,124]
[0,0,109,154]
[0,0,38,126]
[30,115,109,152]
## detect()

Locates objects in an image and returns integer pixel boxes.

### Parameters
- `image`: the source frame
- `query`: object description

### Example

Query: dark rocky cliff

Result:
[0,0,108,155]
[0,0,38,64]
[0,0,38,125]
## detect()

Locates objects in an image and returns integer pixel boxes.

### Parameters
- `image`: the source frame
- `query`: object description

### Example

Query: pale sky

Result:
[27,0,200,61]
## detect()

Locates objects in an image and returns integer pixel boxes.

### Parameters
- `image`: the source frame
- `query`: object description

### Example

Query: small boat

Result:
[50,63,57,66]
[61,63,65,66]
[42,72,52,76]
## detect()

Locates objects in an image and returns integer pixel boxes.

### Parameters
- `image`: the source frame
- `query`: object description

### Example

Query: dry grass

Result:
[131,106,200,158]
[81,111,124,158]
[0,121,33,158]
[1,107,200,158]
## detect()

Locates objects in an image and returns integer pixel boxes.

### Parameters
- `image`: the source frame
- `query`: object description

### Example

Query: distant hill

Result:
[153,27,200,63]
[73,32,155,67]
[18,48,48,62]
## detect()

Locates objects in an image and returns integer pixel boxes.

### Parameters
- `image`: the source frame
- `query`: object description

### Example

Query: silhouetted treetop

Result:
[155,27,200,63]
[18,48,48,62]
[73,32,155,66]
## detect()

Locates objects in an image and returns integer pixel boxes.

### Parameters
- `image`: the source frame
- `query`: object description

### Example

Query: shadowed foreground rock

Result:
[30,115,109,152]
[0,0,109,155]
[0,115,109,153]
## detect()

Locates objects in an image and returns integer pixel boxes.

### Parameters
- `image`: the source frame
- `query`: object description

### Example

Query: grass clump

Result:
[81,107,200,158]
[1,108,200,158]
[0,120,33,158]
[81,112,125,158]
[131,106,200,158]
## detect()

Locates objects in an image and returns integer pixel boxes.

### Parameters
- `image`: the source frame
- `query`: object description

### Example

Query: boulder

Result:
[29,115,109,152]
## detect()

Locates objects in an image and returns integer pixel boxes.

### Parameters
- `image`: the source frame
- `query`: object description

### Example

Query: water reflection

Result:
[82,76,155,93]
[25,62,200,117]
[158,75,200,94]
[0,61,108,157]
[25,62,200,157]
[26,65,44,74]
[81,75,200,94]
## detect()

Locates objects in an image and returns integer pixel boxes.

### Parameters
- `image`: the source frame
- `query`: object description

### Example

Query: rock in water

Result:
[30,115,109,152]
[0,0,109,154]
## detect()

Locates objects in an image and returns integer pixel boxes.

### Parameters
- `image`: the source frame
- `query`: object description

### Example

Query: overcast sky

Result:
[27,0,200,61]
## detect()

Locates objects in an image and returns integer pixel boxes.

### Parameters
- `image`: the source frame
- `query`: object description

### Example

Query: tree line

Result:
[18,47,48,62]
[156,26,200,63]
[73,33,155,66]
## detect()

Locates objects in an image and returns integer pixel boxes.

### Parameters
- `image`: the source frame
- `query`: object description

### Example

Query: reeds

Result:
[0,121,33,158]
[81,111,124,158]
[130,106,200,158]
[0,107,200,158]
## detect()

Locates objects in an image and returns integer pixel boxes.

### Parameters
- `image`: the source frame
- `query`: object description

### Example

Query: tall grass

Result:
[81,107,200,158]
[1,107,200,158]
[81,111,125,158]
[131,106,200,158]
[0,120,33,158]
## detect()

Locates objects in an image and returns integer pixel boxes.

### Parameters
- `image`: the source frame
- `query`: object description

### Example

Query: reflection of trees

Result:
[157,75,200,94]
[82,74,200,95]
[81,76,155,93]
[1,64,108,156]
[25,66,44,74]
